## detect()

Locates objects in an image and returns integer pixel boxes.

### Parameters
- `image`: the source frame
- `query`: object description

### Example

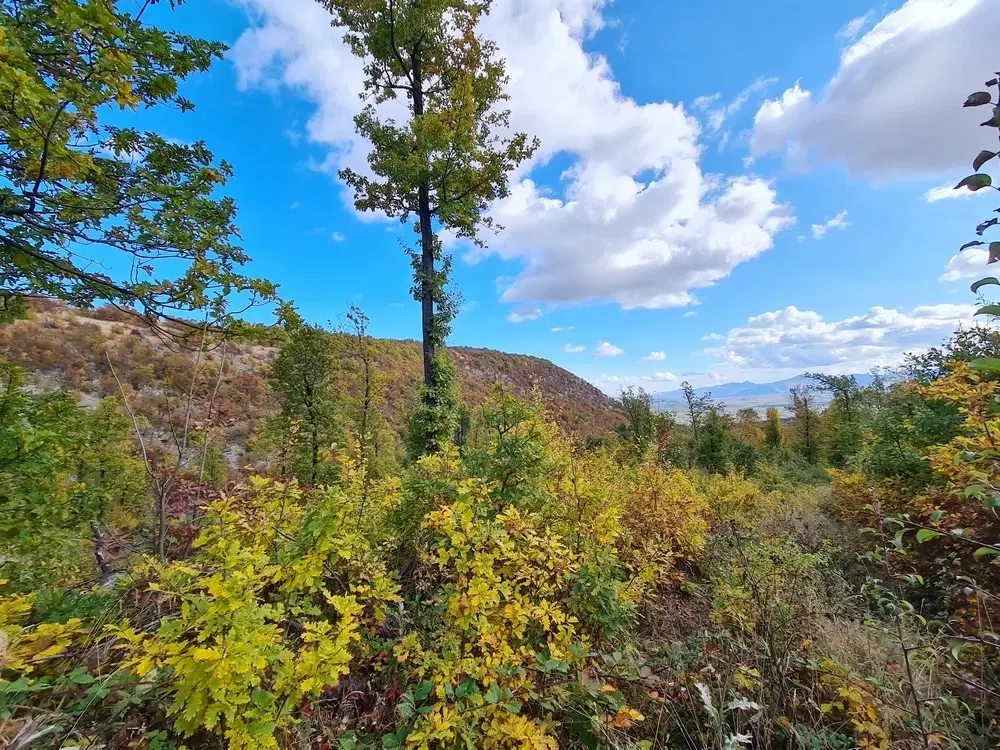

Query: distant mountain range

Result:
[652,373,875,416]
[653,373,874,402]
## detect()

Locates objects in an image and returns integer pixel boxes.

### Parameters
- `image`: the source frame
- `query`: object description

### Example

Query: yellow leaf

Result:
[192,647,221,661]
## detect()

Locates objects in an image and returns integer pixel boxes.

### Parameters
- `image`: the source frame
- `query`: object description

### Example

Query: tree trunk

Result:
[411,51,437,393]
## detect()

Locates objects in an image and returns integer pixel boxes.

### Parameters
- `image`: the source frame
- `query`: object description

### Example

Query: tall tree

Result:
[808,372,863,466]
[0,0,275,333]
[680,381,713,444]
[789,385,821,463]
[732,407,763,449]
[323,0,538,453]
[268,309,343,485]
[695,408,731,475]
[763,407,783,450]
[618,386,659,458]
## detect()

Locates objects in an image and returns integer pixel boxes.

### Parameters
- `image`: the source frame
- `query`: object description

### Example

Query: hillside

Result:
[0,301,623,457]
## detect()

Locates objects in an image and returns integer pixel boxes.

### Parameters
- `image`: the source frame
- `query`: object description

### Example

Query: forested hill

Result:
[0,300,623,447]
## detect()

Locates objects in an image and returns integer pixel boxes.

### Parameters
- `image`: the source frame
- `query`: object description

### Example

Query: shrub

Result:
[112,475,401,750]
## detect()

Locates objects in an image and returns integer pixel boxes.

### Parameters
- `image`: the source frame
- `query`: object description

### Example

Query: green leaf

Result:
[455,680,478,699]
[990,241,1000,263]
[971,277,1000,293]
[955,173,993,192]
[930,510,945,523]
[69,669,96,685]
[974,150,999,171]
[982,108,1000,128]
[978,218,999,235]
[484,683,502,704]
[381,728,407,748]
[963,484,986,499]
[916,528,941,543]
[950,642,969,663]
[974,305,1000,318]
[411,680,433,702]
[964,92,993,107]
[973,546,1000,560]
[504,701,522,714]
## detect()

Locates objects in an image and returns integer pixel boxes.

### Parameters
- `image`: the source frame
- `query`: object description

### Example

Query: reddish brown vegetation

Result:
[0,302,623,455]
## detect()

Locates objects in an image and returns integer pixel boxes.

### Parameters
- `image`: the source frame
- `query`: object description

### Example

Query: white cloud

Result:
[590,370,678,394]
[925,181,990,202]
[941,247,990,281]
[811,210,850,239]
[702,332,723,341]
[644,351,666,361]
[704,303,977,373]
[693,93,722,111]
[837,10,876,42]
[596,341,624,357]
[564,344,586,353]
[682,311,697,318]
[551,326,575,332]
[701,77,777,132]
[507,305,543,323]
[751,0,1000,178]
[233,0,795,312]
[290,200,301,209]
[331,231,346,242]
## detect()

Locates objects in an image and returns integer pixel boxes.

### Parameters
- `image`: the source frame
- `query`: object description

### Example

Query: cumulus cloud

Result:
[751,0,1000,178]
[596,341,624,357]
[564,344,586,353]
[232,0,795,313]
[811,210,851,239]
[644,351,666,361]
[507,305,543,323]
[704,303,976,372]
[941,247,990,281]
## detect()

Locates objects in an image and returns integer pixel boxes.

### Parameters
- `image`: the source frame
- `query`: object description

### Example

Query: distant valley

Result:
[652,373,876,417]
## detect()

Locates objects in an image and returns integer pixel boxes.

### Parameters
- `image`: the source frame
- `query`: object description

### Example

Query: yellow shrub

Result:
[0,591,87,675]
[818,659,889,750]
[113,474,400,750]
[553,449,627,552]
[827,469,912,521]
[703,471,781,528]
[397,480,585,748]
[622,463,709,561]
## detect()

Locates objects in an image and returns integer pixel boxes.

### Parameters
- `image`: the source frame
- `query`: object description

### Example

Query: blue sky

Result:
[140,0,999,391]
